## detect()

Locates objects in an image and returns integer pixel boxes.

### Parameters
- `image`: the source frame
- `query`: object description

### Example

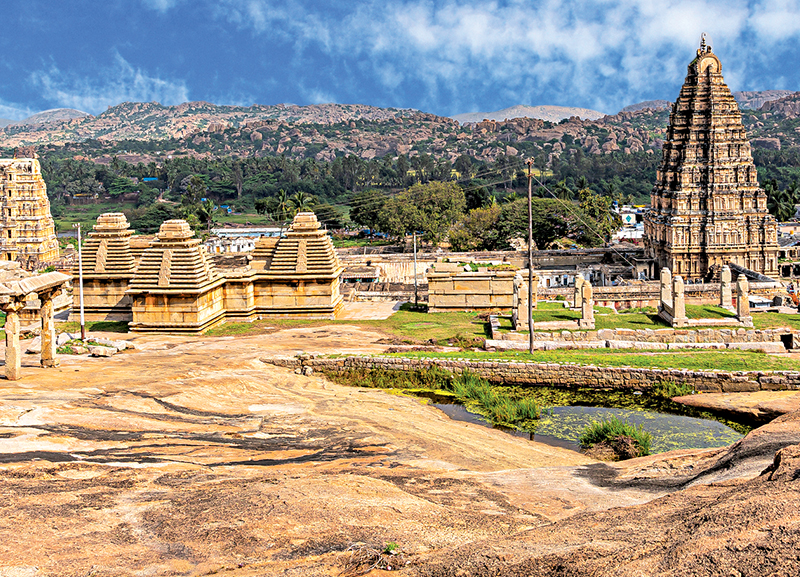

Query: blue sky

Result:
[2,0,800,120]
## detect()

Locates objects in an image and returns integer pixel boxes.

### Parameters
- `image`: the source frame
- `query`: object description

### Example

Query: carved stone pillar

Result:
[574,273,585,309]
[736,275,752,326]
[3,302,23,381]
[660,268,673,309]
[720,265,733,309]
[672,275,688,327]
[39,291,59,368]
[578,281,595,329]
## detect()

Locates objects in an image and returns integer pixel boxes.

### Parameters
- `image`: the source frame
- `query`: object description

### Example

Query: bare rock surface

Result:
[0,326,798,575]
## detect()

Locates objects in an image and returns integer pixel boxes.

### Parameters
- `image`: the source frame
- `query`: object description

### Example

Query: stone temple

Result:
[644,37,779,280]
[0,150,60,266]
[74,211,343,333]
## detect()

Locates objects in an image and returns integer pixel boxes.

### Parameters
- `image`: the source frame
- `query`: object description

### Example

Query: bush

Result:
[579,416,652,459]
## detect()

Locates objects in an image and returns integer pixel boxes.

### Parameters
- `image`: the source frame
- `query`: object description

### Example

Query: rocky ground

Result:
[0,326,799,576]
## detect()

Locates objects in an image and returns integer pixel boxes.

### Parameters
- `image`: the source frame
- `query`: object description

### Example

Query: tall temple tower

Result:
[643,37,778,280]
[0,149,60,265]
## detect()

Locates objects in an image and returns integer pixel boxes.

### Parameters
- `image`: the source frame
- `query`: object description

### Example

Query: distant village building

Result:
[643,37,779,280]
[204,226,284,254]
[0,150,60,266]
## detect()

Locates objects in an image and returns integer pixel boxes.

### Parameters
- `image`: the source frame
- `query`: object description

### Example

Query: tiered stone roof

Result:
[256,212,342,277]
[77,213,136,277]
[0,156,59,265]
[644,37,779,279]
[128,220,220,292]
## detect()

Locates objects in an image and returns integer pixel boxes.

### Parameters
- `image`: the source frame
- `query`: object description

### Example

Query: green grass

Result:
[651,380,695,398]
[579,416,652,458]
[206,305,488,345]
[324,367,540,428]
[383,348,800,372]
[685,304,736,319]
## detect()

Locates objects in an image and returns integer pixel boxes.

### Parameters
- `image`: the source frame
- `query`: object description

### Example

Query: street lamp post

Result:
[72,223,86,341]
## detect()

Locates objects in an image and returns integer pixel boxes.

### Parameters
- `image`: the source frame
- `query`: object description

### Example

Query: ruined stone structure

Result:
[427,266,516,312]
[1,271,70,380]
[0,153,59,266]
[644,38,778,279]
[127,220,225,333]
[74,212,343,333]
[511,271,539,331]
[72,213,137,321]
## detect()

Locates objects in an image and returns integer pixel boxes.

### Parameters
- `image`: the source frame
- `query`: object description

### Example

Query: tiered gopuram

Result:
[0,151,59,266]
[644,37,779,279]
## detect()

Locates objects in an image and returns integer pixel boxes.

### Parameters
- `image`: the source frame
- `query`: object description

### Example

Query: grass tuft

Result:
[579,416,652,459]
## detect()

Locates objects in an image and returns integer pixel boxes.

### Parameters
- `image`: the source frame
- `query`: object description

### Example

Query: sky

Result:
[2,0,800,121]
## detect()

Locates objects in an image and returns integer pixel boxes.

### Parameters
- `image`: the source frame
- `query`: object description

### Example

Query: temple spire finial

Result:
[700,32,709,52]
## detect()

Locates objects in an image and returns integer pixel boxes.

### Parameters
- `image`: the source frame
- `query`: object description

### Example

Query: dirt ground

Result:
[1,325,799,576]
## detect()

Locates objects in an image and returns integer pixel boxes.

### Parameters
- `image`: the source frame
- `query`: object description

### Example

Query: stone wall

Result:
[428,270,516,312]
[266,355,800,393]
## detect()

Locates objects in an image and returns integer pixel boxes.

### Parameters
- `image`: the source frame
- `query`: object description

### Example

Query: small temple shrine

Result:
[643,36,779,280]
[0,149,60,266]
[73,211,343,333]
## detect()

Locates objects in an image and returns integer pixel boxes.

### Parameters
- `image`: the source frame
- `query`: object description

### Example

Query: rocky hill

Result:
[0,101,418,147]
[4,91,800,165]
[620,100,670,113]
[11,108,90,126]
[452,104,605,124]
[0,118,12,128]
[734,90,795,110]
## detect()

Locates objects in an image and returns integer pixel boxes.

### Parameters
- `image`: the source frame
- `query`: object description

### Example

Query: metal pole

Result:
[73,223,85,341]
[413,231,418,308]
[527,160,534,354]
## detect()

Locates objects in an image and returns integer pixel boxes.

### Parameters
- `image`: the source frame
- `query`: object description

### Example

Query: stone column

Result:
[574,273,585,309]
[3,303,23,381]
[578,281,595,329]
[660,268,672,309]
[39,291,59,368]
[720,265,733,309]
[672,275,688,327]
[736,274,752,326]
[530,273,539,310]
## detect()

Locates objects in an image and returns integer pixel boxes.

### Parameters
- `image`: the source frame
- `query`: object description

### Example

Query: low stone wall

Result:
[491,325,796,345]
[428,270,516,312]
[265,355,800,393]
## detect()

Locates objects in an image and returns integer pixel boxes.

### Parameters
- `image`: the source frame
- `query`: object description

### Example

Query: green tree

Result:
[196,199,218,232]
[449,204,502,251]
[378,181,466,244]
[497,198,570,249]
[349,189,386,231]
[579,188,622,245]
[290,190,316,214]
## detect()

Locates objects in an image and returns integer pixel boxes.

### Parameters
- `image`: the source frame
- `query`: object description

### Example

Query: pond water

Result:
[421,386,749,454]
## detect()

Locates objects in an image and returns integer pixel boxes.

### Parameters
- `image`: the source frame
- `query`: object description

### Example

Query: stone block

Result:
[24,336,41,354]
[89,345,116,357]
[727,342,786,353]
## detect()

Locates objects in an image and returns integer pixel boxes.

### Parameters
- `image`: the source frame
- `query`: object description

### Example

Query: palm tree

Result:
[276,189,291,221]
[196,199,217,233]
[290,190,315,214]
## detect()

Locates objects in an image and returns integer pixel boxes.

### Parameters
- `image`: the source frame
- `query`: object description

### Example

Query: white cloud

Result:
[141,0,182,12]
[29,53,190,114]
[0,99,33,121]
[154,1,800,112]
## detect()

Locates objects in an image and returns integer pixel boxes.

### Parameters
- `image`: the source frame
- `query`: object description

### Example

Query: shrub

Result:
[579,416,652,459]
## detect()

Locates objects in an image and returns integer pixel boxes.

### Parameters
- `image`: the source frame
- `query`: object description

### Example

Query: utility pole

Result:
[526,160,534,354]
[413,231,419,308]
[72,223,86,341]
